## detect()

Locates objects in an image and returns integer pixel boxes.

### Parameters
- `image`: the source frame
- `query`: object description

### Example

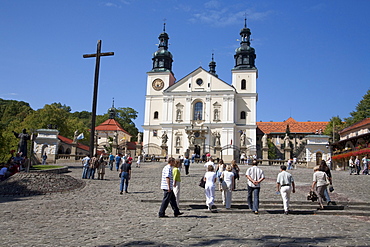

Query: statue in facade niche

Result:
[189,133,195,145]
[240,133,246,147]
[177,110,182,121]
[214,110,219,121]
[161,132,168,145]
[176,136,181,146]
[214,132,221,146]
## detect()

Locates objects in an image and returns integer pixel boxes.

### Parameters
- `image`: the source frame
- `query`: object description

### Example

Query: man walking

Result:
[246,159,265,214]
[276,165,295,215]
[119,157,131,194]
[109,153,114,171]
[81,155,90,179]
[158,157,183,218]
[115,153,122,171]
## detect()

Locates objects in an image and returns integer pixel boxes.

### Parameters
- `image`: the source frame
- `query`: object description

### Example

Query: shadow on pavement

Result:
[103,234,344,246]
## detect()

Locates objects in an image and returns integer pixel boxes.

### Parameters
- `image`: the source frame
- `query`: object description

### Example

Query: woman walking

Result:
[319,160,334,205]
[173,159,181,207]
[230,160,240,190]
[204,165,217,211]
[312,166,329,209]
[220,165,234,209]
[215,159,226,191]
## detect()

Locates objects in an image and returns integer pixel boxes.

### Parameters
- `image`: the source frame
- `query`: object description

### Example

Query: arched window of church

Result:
[193,102,203,120]
[240,111,246,119]
[241,79,246,90]
[154,111,159,119]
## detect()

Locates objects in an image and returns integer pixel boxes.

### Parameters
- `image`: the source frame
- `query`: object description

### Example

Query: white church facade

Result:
[143,21,258,162]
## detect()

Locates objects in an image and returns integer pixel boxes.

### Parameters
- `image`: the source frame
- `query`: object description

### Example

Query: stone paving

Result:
[1,161,369,246]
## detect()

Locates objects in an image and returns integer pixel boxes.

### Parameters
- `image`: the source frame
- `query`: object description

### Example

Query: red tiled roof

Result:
[257,117,328,134]
[95,119,131,136]
[58,135,90,151]
[339,118,370,135]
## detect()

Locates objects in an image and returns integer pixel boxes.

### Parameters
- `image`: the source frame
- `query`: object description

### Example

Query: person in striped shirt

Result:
[158,157,183,218]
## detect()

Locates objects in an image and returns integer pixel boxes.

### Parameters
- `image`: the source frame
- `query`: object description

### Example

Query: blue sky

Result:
[1,0,369,131]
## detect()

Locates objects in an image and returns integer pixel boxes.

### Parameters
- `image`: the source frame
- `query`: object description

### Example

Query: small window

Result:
[240,111,246,119]
[241,79,246,90]
[154,111,159,119]
[176,149,180,154]
[196,78,203,86]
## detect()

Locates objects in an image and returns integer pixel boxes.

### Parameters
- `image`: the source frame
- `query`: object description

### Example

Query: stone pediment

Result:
[164,67,235,94]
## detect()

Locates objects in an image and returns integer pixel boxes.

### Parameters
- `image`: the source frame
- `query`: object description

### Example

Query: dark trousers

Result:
[247,185,260,212]
[184,165,190,175]
[158,190,180,216]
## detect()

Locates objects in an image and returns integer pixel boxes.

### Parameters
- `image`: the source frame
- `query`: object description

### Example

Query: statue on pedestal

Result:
[137,132,142,144]
[73,130,79,143]
[113,131,118,145]
[12,129,30,157]
[262,134,268,148]
[284,134,290,148]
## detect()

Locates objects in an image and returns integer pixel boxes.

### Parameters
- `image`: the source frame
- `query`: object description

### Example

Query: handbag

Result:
[307,190,318,202]
[329,185,334,192]
[199,177,205,188]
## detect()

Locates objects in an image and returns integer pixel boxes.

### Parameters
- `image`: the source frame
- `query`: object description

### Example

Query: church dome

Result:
[153,49,173,58]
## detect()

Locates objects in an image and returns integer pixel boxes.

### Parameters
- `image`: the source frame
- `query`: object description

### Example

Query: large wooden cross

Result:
[83,40,114,157]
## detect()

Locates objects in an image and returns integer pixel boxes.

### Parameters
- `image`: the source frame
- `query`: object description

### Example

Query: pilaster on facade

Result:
[144,98,152,125]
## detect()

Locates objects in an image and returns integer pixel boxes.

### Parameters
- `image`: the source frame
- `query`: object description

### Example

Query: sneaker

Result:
[211,205,217,209]
[254,211,258,214]
[120,191,123,195]
[284,211,289,215]
[158,215,168,218]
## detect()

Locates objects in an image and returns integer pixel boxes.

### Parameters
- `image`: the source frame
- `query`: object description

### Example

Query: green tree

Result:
[50,102,71,113]
[0,99,34,162]
[323,116,344,142]
[267,138,278,160]
[344,89,370,126]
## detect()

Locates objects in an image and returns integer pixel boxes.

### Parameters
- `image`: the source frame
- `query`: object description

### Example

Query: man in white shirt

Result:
[245,159,265,214]
[276,165,295,215]
[204,158,215,170]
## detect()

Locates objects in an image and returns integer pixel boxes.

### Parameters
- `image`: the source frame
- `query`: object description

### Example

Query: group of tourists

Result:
[81,154,107,180]
[0,151,27,181]
[349,155,369,175]
[157,156,337,217]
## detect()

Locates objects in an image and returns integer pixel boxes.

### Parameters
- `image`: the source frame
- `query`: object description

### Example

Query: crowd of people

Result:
[0,151,28,181]
[156,155,343,217]
[348,155,369,175]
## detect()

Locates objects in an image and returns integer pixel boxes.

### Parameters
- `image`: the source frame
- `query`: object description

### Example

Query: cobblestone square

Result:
[1,162,369,246]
